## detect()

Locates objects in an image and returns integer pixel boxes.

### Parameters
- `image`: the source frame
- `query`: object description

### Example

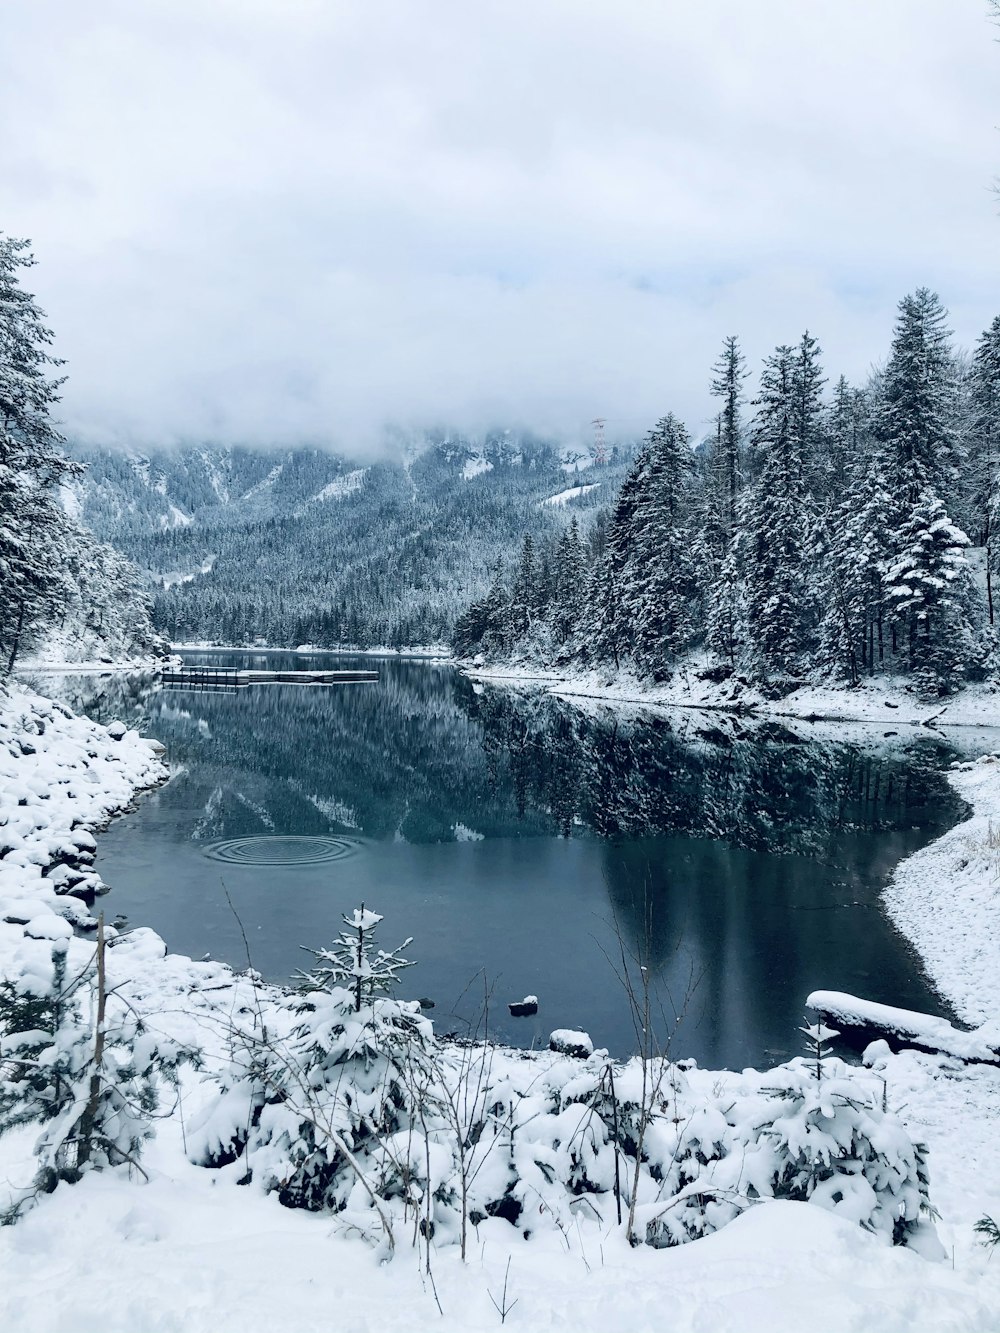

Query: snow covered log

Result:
[807,990,1000,1065]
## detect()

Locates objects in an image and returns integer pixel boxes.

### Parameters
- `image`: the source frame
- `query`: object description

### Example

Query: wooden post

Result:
[76,913,107,1168]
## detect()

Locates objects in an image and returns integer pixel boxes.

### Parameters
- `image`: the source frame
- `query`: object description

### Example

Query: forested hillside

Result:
[456,290,999,698]
[66,434,635,648]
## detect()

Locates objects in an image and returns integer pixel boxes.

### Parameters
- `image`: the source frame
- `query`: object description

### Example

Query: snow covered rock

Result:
[549,1028,594,1058]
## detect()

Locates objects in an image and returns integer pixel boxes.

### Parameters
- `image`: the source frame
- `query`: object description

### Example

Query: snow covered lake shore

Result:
[1,679,999,1332]
[463,660,1000,731]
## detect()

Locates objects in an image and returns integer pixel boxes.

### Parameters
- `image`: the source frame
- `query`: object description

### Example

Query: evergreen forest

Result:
[455,291,1000,697]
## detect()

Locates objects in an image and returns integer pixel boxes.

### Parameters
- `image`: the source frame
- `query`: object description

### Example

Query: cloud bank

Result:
[2,0,997,453]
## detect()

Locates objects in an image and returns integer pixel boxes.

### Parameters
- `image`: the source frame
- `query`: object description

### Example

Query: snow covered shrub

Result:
[0,932,192,1220]
[189,912,933,1256]
[639,1058,931,1249]
[191,908,436,1245]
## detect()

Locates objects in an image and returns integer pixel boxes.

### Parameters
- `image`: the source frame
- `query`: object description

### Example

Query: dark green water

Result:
[33,651,975,1066]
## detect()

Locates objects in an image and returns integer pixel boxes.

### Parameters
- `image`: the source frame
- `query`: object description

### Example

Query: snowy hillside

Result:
[65,434,634,648]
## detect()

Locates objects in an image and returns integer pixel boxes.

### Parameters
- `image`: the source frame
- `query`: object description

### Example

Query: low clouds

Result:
[2,0,997,452]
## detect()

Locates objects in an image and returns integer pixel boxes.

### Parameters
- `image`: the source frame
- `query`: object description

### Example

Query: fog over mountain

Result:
[2,1,997,453]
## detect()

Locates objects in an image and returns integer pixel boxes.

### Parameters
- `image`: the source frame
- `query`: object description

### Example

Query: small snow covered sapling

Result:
[194,904,434,1255]
[800,1014,840,1081]
[975,1215,1000,1251]
[299,904,415,1012]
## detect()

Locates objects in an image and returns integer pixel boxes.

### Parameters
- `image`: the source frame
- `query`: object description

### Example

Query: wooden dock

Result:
[160,665,379,688]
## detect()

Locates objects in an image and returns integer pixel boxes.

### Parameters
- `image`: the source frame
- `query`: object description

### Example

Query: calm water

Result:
[31,651,978,1066]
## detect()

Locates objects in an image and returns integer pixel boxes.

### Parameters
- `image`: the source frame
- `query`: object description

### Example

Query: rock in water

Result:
[508,994,538,1018]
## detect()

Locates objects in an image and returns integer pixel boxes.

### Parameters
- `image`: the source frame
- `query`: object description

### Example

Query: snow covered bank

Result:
[464,660,1000,730]
[1,682,999,1331]
[884,755,1000,1026]
[175,641,455,660]
[17,655,179,675]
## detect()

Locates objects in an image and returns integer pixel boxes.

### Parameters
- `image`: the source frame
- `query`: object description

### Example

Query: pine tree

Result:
[0,931,191,1219]
[583,444,654,668]
[627,415,699,675]
[968,316,1000,623]
[882,489,981,693]
[876,291,981,683]
[708,336,748,541]
[0,235,80,672]
[740,344,816,679]
[793,331,828,498]
[507,534,537,647]
[877,288,961,505]
[552,516,586,644]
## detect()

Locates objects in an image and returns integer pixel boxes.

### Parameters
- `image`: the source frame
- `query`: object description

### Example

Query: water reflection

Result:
[23,652,981,1066]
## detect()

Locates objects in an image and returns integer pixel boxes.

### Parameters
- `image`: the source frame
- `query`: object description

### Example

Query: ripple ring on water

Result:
[204,835,361,866]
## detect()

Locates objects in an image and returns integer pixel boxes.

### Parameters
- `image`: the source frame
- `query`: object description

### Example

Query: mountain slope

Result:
[66,434,634,648]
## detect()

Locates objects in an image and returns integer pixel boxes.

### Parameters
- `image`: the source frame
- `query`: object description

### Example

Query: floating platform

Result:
[160,666,379,688]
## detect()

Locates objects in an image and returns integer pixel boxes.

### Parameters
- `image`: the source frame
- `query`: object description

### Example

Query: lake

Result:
[29,650,981,1067]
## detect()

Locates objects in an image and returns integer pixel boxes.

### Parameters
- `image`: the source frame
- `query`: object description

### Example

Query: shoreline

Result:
[172,641,455,660]
[463,661,1000,731]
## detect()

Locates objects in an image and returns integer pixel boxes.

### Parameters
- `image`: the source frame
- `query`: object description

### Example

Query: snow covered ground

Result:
[466,659,1000,730]
[0,680,999,1332]
[173,642,455,659]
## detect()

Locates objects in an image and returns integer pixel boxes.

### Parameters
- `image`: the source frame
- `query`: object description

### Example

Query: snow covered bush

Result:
[0,930,193,1220]
[189,908,934,1256]
[190,908,436,1248]
[636,1059,931,1248]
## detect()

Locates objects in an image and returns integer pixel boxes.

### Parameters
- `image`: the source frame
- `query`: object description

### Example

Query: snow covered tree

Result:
[739,344,817,679]
[793,331,828,498]
[882,489,981,692]
[551,516,586,645]
[875,292,982,684]
[967,315,1000,622]
[816,442,895,682]
[193,907,433,1246]
[301,906,415,1013]
[627,414,699,675]
[0,929,191,1220]
[507,534,538,646]
[583,443,654,668]
[0,235,81,673]
[877,288,961,506]
[708,335,748,540]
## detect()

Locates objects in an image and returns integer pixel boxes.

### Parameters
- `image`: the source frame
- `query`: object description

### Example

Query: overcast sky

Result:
[2,0,997,454]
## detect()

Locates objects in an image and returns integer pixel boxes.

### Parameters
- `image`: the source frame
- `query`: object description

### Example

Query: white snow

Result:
[883,755,1000,1025]
[158,504,192,530]
[807,990,1000,1063]
[58,483,82,520]
[451,822,484,841]
[297,468,367,512]
[301,792,361,828]
[464,659,1000,731]
[542,483,601,506]
[559,445,596,473]
[240,463,283,501]
[0,679,999,1331]
[461,455,493,480]
[159,555,215,590]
